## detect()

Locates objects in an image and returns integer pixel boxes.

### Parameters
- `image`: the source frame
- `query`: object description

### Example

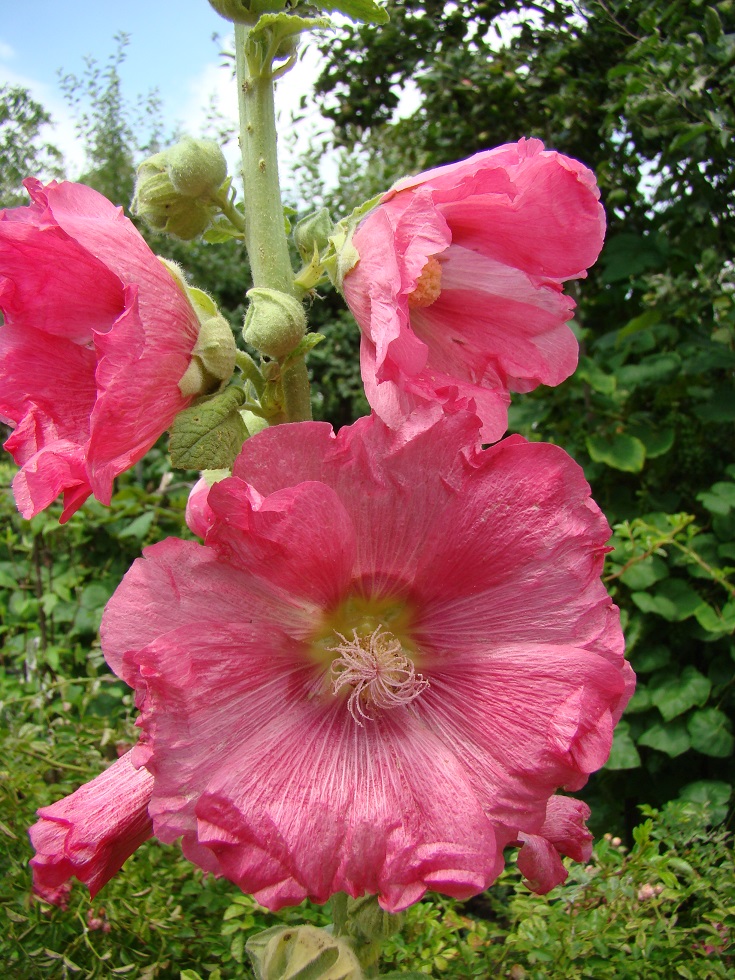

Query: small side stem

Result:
[210,188,247,234]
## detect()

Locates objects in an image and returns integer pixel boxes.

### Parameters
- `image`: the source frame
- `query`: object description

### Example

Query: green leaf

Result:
[169,387,247,470]
[577,356,616,394]
[617,353,680,388]
[631,580,704,622]
[695,599,735,635]
[649,666,711,721]
[637,720,691,757]
[586,432,646,472]
[703,5,723,41]
[631,644,671,673]
[600,234,665,283]
[117,511,155,541]
[627,423,675,459]
[697,481,735,516]
[316,0,389,23]
[620,555,669,590]
[687,708,734,757]
[625,685,651,713]
[678,780,731,824]
[617,308,662,339]
[605,721,641,769]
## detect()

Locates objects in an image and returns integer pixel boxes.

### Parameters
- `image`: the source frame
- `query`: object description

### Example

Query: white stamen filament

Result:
[329,626,429,726]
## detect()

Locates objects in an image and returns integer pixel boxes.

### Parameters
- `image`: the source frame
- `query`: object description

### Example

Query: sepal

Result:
[245,924,363,980]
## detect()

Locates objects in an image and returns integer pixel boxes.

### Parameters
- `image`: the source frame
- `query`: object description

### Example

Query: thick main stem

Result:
[236,25,294,293]
[235,23,312,422]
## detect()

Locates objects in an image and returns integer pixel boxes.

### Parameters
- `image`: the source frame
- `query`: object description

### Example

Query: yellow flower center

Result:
[407,255,443,309]
[329,626,428,725]
[308,594,427,724]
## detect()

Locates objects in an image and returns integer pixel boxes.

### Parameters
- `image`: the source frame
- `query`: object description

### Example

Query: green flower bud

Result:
[132,139,228,240]
[166,136,227,198]
[243,287,306,359]
[293,207,333,261]
[245,924,363,980]
[160,262,237,398]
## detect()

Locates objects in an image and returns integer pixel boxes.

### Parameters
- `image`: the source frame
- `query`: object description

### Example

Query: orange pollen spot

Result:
[329,627,429,726]
[408,256,443,309]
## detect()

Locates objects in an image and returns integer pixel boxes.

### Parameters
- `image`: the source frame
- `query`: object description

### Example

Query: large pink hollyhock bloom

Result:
[0,179,201,521]
[35,409,633,913]
[29,751,154,907]
[342,138,606,442]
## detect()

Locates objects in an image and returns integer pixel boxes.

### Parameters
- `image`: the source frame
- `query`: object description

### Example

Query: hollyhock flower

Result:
[342,138,606,442]
[29,751,153,906]
[34,409,632,911]
[0,178,201,521]
[516,795,594,893]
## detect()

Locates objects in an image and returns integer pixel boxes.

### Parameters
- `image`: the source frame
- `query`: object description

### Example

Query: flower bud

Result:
[245,924,363,980]
[166,136,227,198]
[293,207,333,261]
[160,263,237,397]
[243,288,306,359]
[132,139,227,240]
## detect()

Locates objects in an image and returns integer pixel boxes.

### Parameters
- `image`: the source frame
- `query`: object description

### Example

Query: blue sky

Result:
[0,0,332,187]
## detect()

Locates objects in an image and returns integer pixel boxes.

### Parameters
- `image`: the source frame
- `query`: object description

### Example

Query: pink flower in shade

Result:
[34,409,632,911]
[342,138,606,443]
[0,179,201,521]
[29,751,153,907]
[516,795,594,894]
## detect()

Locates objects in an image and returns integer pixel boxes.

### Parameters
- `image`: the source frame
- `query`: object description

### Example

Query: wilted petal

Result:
[29,751,153,905]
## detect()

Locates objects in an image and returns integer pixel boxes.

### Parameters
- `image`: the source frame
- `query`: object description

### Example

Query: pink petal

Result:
[0,180,124,340]
[206,477,357,607]
[29,751,153,905]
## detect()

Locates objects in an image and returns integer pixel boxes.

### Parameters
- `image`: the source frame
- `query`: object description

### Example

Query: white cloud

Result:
[0,39,16,61]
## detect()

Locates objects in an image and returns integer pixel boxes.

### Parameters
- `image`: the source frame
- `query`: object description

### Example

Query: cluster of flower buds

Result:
[132,136,228,239]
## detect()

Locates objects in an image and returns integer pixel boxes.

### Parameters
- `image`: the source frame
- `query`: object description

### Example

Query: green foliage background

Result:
[1,0,734,974]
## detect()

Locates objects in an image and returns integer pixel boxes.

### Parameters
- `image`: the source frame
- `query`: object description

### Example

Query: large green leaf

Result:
[678,780,731,825]
[631,580,704,622]
[316,0,388,23]
[687,708,734,758]
[649,666,711,722]
[637,720,691,757]
[605,721,641,769]
[586,432,646,472]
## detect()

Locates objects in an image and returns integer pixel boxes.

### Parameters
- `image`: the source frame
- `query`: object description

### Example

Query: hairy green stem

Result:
[210,188,247,234]
[234,22,312,421]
